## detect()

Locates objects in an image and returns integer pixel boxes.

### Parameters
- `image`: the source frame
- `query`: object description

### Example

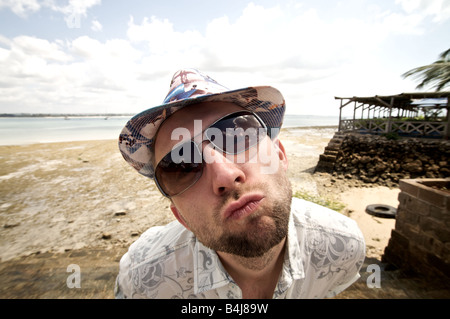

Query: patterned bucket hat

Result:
[118,68,286,179]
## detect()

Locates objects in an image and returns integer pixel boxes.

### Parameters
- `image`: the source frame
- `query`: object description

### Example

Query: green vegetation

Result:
[382,132,400,140]
[402,48,450,91]
[293,191,346,213]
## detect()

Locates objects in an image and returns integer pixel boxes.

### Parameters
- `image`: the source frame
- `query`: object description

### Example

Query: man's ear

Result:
[170,204,191,231]
[273,138,288,171]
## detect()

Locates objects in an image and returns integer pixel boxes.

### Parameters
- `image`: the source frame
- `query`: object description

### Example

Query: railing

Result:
[339,119,447,138]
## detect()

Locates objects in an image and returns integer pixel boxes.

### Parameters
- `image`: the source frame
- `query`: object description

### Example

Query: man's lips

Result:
[222,194,265,221]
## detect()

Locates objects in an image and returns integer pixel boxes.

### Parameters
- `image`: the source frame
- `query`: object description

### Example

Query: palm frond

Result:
[402,49,450,91]
[439,48,450,61]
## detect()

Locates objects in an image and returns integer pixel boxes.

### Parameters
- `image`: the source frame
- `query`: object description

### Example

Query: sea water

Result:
[0,114,338,146]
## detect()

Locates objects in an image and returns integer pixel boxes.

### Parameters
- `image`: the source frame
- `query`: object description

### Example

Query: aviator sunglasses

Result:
[155,111,268,197]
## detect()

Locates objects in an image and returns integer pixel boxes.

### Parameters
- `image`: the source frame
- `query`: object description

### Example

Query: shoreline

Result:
[0,125,339,147]
[0,126,397,263]
[0,114,134,118]
[282,125,338,130]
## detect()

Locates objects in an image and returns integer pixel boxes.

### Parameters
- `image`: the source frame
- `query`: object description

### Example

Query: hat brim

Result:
[118,86,285,179]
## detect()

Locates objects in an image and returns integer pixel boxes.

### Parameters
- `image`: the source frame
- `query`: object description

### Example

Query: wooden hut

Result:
[335,92,450,139]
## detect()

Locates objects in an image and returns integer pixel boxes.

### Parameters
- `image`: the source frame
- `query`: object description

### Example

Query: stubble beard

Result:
[195,173,293,259]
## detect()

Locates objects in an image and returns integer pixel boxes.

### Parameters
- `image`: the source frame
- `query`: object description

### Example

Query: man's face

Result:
[154,102,292,258]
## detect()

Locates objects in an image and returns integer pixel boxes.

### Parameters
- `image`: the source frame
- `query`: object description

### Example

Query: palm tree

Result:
[402,48,450,91]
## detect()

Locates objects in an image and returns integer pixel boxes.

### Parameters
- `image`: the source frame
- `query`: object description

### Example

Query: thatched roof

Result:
[335,92,449,111]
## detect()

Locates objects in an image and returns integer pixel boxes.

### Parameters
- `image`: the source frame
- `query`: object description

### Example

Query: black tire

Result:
[365,204,397,218]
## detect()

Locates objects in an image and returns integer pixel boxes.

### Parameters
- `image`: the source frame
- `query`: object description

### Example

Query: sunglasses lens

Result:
[205,113,266,154]
[155,142,203,197]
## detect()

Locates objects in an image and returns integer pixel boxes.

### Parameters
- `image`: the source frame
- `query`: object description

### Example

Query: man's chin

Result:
[216,221,284,257]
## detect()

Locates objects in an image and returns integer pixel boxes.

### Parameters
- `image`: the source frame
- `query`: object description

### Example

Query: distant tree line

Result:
[0,113,135,117]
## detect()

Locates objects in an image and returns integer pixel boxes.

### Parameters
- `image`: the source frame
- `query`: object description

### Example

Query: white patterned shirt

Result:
[115,198,365,299]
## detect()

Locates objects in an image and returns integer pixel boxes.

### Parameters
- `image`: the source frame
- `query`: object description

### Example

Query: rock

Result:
[374,163,387,173]
[429,164,440,172]
[361,175,370,183]
[3,222,20,228]
[370,176,379,183]
[425,171,436,178]
[402,159,423,173]
[101,233,112,240]
[114,211,127,216]
[316,132,450,187]
[360,156,372,164]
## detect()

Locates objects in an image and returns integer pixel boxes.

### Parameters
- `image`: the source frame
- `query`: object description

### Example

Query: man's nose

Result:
[202,146,246,196]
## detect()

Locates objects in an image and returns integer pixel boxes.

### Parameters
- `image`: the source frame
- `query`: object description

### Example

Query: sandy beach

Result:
[0,126,399,264]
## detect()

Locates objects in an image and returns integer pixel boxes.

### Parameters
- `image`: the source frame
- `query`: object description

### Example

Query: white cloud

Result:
[0,34,147,113]
[396,0,450,23]
[91,19,102,32]
[0,0,40,18]
[127,16,204,56]
[0,0,101,20]
[47,0,101,20]
[0,2,447,115]
[12,36,71,62]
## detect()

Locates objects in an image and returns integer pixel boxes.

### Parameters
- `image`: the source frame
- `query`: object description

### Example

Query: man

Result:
[115,69,365,299]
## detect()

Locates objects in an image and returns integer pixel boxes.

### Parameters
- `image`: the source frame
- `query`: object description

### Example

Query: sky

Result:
[0,0,449,117]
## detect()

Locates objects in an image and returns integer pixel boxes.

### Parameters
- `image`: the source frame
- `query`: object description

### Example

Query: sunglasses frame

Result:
[154,110,268,198]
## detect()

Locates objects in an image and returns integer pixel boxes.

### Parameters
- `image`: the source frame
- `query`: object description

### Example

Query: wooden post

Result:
[352,101,356,131]
[445,97,450,139]
[336,98,354,132]
[386,97,394,134]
